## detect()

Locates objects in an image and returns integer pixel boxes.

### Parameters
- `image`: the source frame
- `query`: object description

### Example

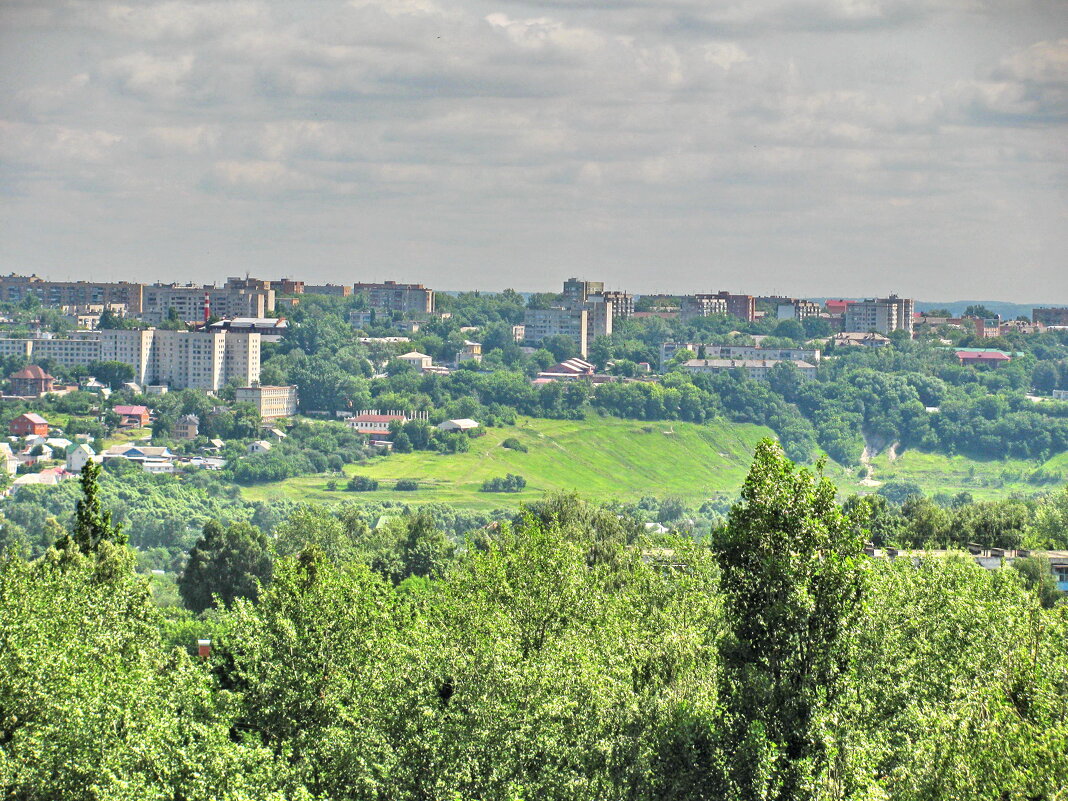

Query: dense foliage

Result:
[2,442,1066,799]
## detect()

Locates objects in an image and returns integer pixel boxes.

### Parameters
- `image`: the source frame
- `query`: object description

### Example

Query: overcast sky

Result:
[1,0,1066,301]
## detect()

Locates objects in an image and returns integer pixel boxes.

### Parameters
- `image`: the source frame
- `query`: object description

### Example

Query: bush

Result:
[347,475,379,492]
[501,437,528,453]
[394,479,419,492]
[481,474,527,493]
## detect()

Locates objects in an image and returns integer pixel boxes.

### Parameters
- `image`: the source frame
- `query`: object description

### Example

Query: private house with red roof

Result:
[347,411,409,437]
[9,412,49,438]
[112,404,151,427]
[956,350,1012,367]
[7,365,56,398]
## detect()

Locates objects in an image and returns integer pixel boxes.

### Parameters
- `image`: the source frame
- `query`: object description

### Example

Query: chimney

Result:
[203,293,210,324]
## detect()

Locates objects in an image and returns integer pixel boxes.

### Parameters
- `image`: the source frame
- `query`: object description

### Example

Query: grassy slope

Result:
[241,416,777,510]
[239,416,1068,511]
[866,448,1068,500]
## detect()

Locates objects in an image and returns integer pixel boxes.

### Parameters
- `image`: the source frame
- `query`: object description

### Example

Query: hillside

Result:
[241,416,778,510]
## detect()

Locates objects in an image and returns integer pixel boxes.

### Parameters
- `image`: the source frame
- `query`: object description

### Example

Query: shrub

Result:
[394,479,419,492]
[348,475,379,492]
[501,437,528,453]
[481,474,527,493]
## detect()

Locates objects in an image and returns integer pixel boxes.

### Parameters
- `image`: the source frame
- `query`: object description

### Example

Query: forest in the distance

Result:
[1,442,1066,800]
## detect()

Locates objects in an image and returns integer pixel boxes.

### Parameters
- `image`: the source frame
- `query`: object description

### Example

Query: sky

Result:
[1,0,1066,301]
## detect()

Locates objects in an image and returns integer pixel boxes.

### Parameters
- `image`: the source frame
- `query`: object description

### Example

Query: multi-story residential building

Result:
[0,274,145,313]
[582,297,614,341]
[141,278,275,323]
[352,281,434,315]
[775,299,822,321]
[562,278,605,304]
[660,342,821,370]
[589,290,634,320]
[304,284,352,297]
[235,385,298,419]
[679,294,728,320]
[681,358,818,381]
[0,329,261,390]
[523,307,590,356]
[844,295,914,335]
[269,279,304,295]
[713,291,756,322]
[1033,308,1068,326]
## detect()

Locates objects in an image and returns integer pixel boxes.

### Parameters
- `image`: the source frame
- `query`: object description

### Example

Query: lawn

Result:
[241,416,778,510]
[238,416,1068,511]
[864,448,1068,500]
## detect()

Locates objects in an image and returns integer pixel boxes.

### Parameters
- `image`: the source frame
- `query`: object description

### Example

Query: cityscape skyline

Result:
[2,1,1066,301]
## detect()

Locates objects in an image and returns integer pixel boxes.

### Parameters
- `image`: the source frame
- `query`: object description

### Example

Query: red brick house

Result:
[10,413,49,438]
[113,404,151,428]
[8,365,56,398]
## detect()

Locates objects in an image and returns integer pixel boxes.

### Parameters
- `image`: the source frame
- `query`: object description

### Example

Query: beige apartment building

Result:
[0,275,144,312]
[141,278,275,323]
[844,295,914,335]
[353,281,434,315]
[523,306,590,356]
[235,385,298,419]
[0,329,260,390]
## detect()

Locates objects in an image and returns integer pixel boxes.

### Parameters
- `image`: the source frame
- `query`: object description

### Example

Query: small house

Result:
[66,444,97,474]
[173,414,200,440]
[8,365,56,398]
[9,413,49,438]
[437,419,479,433]
[113,405,151,428]
[247,440,273,455]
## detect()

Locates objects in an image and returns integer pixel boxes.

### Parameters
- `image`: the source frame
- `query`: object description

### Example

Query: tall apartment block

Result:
[562,278,605,304]
[679,294,728,320]
[0,274,145,313]
[0,329,260,390]
[844,295,915,335]
[141,277,275,323]
[523,307,590,357]
[353,281,434,315]
[1033,308,1068,326]
[562,278,633,320]
[775,299,822,321]
[680,291,755,322]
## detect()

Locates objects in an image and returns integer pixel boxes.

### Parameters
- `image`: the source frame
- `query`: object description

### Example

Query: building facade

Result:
[235,385,298,419]
[681,358,817,381]
[523,307,590,356]
[141,278,275,323]
[844,295,914,334]
[352,281,434,314]
[0,274,144,312]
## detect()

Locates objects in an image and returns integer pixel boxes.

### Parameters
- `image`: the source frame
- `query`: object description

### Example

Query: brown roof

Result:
[16,413,48,425]
[9,365,54,381]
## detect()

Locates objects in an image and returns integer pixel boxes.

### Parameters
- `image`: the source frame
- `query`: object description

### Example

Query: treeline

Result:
[2,443,1066,799]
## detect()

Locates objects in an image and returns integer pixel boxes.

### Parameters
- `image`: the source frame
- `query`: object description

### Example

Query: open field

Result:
[864,448,1068,500]
[239,416,1068,510]
[241,416,779,510]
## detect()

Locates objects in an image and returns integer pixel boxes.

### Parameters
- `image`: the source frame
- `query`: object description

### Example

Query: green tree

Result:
[58,459,126,554]
[1011,556,1062,608]
[178,520,273,613]
[715,439,863,798]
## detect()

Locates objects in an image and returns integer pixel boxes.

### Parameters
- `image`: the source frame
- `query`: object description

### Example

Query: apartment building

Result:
[141,278,275,323]
[681,358,818,381]
[562,278,605,304]
[844,295,914,335]
[679,295,728,320]
[1033,308,1068,326]
[590,290,634,320]
[304,284,352,297]
[235,385,298,419]
[352,281,434,315]
[660,342,821,370]
[0,332,100,367]
[0,274,145,312]
[775,299,822,321]
[523,307,590,356]
[270,279,304,295]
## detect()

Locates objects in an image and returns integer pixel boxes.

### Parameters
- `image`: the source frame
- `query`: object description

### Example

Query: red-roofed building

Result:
[956,350,1012,367]
[347,411,409,437]
[10,412,49,438]
[112,404,151,427]
[7,365,55,398]
[825,299,855,315]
